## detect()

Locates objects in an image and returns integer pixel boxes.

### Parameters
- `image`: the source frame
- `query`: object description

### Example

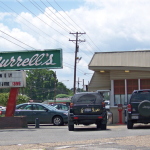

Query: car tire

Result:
[101,123,107,130]
[68,124,74,131]
[138,100,150,117]
[53,116,63,126]
[127,120,133,129]
[96,121,101,129]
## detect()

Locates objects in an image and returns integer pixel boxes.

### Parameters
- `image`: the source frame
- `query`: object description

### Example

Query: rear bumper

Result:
[127,113,150,123]
[68,112,107,125]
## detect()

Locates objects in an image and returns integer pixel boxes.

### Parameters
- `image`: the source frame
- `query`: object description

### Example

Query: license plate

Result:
[84,108,91,112]
[131,116,139,119]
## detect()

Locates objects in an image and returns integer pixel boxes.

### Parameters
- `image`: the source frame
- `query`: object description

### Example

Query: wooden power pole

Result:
[69,32,86,94]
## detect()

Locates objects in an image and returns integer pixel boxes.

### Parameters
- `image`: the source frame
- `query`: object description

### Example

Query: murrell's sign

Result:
[0,49,62,70]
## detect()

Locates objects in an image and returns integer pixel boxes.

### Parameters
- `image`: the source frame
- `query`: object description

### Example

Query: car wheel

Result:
[138,100,150,117]
[96,121,101,129]
[53,116,63,126]
[127,120,133,129]
[101,124,107,130]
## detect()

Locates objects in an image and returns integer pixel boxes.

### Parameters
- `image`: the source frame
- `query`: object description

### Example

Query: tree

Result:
[24,69,57,101]
[56,94,70,98]
[56,82,70,95]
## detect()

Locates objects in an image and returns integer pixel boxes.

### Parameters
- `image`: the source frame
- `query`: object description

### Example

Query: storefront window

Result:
[114,80,125,106]
[114,94,125,105]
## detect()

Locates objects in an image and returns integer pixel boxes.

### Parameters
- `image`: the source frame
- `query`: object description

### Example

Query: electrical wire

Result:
[39,0,76,32]
[0,36,28,50]
[0,1,69,49]
[54,0,102,52]
[0,30,36,50]
[29,0,70,33]
[0,0,95,84]
[16,0,70,39]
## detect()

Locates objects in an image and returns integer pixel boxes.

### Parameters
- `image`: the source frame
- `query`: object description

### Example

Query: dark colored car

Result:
[68,92,107,131]
[1,103,68,126]
[50,103,69,111]
[126,89,150,129]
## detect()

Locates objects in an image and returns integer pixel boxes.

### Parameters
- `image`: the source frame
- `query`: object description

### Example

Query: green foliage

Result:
[0,93,30,106]
[24,69,72,101]
[56,94,70,98]
[24,69,57,101]
[17,94,30,105]
[0,93,9,106]
[56,82,70,95]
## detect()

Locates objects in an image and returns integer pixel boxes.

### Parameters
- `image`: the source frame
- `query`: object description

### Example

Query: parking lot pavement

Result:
[0,124,150,150]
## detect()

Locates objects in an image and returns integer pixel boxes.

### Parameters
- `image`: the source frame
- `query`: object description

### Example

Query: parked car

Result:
[50,103,69,111]
[104,100,110,110]
[68,92,107,131]
[126,89,150,129]
[0,103,68,126]
[0,106,6,110]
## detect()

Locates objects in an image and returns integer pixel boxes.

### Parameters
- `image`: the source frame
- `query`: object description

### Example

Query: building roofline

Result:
[95,50,150,54]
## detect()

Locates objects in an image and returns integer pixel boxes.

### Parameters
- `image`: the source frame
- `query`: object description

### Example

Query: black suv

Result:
[126,89,150,129]
[68,92,107,131]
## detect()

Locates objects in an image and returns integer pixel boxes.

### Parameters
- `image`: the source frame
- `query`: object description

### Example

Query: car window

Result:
[73,94,102,104]
[17,104,32,110]
[46,105,57,110]
[61,105,68,110]
[130,91,150,102]
[33,104,46,110]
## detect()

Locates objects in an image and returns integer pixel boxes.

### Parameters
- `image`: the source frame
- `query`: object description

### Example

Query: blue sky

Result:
[1,0,150,89]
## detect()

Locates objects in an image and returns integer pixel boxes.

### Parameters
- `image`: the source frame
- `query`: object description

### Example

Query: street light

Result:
[60,80,69,82]
[84,73,93,75]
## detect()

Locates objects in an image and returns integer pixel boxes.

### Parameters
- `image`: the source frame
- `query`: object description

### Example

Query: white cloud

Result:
[1,0,150,88]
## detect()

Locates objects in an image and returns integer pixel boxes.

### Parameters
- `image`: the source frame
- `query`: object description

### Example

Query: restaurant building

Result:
[88,50,150,123]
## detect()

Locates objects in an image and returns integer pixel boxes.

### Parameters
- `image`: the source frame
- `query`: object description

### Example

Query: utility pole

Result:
[69,32,86,94]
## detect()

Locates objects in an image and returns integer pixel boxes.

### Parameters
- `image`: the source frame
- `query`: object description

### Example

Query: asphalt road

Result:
[0,124,150,150]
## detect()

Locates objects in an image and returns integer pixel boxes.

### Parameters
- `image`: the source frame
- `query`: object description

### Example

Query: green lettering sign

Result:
[0,49,62,70]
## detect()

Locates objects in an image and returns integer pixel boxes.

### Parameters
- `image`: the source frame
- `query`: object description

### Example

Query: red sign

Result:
[12,82,21,86]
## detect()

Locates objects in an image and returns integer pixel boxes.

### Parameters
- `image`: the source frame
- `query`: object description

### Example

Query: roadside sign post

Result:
[0,49,63,117]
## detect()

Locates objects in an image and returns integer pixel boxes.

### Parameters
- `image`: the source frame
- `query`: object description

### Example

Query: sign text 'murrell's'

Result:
[0,49,62,70]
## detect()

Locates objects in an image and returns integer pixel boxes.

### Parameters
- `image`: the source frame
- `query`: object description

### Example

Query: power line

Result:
[0,1,68,49]
[0,30,36,50]
[29,0,70,33]
[39,0,75,32]
[16,0,69,39]
[0,36,28,50]
[54,0,102,52]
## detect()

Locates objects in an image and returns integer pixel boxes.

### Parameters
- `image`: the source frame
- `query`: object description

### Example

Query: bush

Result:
[0,93,30,106]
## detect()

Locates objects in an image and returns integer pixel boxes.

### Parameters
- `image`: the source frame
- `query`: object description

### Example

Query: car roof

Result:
[17,102,47,106]
[75,91,99,95]
[133,89,150,93]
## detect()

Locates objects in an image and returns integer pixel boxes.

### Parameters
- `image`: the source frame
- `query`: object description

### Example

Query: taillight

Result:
[102,102,105,108]
[98,116,103,119]
[70,103,74,108]
[127,104,132,112]
[73,117,78,119]
[0,111,2,115]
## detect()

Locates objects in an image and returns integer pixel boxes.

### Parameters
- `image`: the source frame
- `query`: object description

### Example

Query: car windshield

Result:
[130,91,150,102]
[73,93,103,104]
[43,104,58,110]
